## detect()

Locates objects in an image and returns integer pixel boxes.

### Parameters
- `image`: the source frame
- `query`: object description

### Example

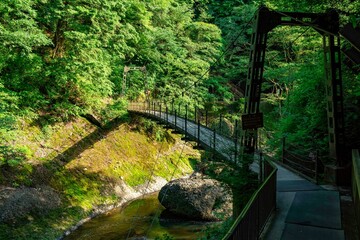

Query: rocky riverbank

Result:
[0,115,201,240]
[59,176,170,239]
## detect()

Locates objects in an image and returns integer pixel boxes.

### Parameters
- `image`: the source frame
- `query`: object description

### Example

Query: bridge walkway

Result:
[263,164,345,240]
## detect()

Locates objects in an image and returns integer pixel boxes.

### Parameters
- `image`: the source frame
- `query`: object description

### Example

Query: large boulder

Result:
[158,176,232,221]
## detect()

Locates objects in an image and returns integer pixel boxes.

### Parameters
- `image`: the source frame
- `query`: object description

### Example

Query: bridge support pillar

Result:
[241,7,348,168]
[323,34,346,167]
[242,7,271,154]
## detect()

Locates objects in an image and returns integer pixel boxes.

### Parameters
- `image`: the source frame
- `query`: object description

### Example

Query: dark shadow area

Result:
[0,166,122,240]
[29,114,130,186]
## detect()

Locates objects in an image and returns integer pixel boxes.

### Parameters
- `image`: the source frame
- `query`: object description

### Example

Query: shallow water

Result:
[64,192,214,240]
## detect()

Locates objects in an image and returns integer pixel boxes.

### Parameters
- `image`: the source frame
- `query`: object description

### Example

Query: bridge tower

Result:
[242,7,347,168]
[122,65,147,97]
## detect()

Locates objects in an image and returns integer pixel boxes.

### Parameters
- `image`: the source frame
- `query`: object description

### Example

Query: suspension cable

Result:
[265,26,312,65]
[290,26,311,44]
[144,139,188,238]
[125,138,166,239]
[179,13,256,95]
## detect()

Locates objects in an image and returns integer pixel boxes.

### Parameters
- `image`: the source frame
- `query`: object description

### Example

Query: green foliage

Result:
[199,217,233,240]
[0,0,359,238]
[0,145,32,167]
[200,1,256,102]
[99,98,128,124]
[0,0,51,52]
[133,116,174,142]
[260,23,333,153]
[0,206,86,240]
[0,0,226,124]
[141,1,223,103]
[51,170,109,210]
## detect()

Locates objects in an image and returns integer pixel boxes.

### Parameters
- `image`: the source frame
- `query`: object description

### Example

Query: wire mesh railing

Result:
[352,149,360,228]
[281,137,320,183]
[128,101,242,164]
[222,154,277,240]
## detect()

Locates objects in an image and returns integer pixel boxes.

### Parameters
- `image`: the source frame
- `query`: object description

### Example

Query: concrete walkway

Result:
[263,164,344,240]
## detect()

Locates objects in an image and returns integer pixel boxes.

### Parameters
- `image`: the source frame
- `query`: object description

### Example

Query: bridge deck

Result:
[264,164,344,240]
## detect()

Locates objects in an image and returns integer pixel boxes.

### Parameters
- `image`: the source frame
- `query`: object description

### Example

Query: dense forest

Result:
[1,0,360,161]
[1,0,360,163]
[0,0,360,239]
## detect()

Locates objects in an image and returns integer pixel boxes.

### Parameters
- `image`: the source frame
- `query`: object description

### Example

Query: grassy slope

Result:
[0,113,200,240]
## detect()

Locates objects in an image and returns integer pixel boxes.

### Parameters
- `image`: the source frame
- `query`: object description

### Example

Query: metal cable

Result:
[125,133,166,239]
[144,139,188,238]
[142,106,241,237]
[180,13,256,94]
[265,25,315,66]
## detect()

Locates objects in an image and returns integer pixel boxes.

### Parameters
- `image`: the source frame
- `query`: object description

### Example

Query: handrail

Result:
[352,149,360,228]
[281,137,319,183]
[222,158,277,240]
[128,102,241,163]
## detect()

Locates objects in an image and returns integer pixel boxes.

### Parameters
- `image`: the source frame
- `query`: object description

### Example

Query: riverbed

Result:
[63,192,216,240]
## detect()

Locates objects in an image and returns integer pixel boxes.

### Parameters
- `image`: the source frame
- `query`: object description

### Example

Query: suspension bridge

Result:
[127,101,277,239]
[127,100,346,240]
[124,5,360,240]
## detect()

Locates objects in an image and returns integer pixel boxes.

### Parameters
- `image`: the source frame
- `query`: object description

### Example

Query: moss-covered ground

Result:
[0,113,201,240]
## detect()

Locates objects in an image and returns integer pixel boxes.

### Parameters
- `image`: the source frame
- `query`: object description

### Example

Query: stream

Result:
[63,192,217,240]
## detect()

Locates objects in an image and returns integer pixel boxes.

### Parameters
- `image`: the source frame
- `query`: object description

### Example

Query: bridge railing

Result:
[352,149,360,228]
[281,137,320,183]
[129,101,242,138]
[222,155,277,240]
[128,101,242,163]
